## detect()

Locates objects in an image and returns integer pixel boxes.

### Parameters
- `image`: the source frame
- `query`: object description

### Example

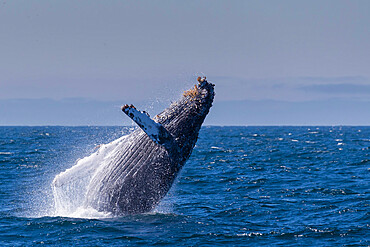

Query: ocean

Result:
[0,126,368,246]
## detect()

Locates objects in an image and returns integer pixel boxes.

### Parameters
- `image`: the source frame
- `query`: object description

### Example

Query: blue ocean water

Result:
[0,126,369,246]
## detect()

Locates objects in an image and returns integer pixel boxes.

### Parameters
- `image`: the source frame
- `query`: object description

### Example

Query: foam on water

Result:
[52,134,131,218]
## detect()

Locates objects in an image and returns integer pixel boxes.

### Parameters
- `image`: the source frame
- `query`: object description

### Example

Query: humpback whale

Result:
[53,77,215,216]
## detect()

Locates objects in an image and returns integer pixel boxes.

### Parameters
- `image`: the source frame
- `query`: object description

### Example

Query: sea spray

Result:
[51,128,175,218]
[52,134,132,218]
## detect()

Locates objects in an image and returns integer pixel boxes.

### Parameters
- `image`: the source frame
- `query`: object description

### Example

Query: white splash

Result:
[51,128,175,218]
[52,134,132,218]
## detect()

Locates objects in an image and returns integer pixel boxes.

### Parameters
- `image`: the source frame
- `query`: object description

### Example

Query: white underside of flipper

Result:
[121,105,179,156]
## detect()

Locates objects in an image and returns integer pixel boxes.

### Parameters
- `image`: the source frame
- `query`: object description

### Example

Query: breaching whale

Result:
[53,77,215,216]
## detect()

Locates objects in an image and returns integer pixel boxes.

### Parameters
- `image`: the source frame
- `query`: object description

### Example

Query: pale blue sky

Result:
[0,1,369,125]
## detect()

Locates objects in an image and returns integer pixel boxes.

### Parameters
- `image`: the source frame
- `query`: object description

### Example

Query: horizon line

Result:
[0,125,369,127]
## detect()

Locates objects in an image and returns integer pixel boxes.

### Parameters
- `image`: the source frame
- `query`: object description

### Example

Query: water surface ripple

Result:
[0,126,368,246]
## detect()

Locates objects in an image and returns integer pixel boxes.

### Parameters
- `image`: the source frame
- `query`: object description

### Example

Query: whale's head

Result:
[182,77,215,125]
[184,77,215,116]
[157,77,215,162]
[121,77,214,164]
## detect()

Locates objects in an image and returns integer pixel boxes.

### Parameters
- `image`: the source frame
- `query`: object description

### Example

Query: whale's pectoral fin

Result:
[121,105,179,155]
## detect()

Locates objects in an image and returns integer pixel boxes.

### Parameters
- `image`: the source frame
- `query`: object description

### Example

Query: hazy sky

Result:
[1,1,369,125]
